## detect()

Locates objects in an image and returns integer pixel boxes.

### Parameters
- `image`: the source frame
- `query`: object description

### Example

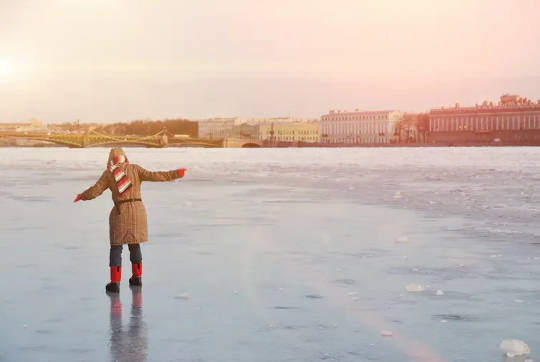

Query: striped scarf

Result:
[108,155,132,196]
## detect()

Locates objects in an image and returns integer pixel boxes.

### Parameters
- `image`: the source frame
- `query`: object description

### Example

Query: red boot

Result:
[106,266,121,293]
[129,262,142,286]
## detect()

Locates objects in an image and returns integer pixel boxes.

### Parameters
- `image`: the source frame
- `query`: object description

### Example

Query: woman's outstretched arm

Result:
[77,170,109,201]
[135,165,186,182]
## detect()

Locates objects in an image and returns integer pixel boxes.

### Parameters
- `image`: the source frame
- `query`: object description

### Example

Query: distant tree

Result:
[91,118,197,137]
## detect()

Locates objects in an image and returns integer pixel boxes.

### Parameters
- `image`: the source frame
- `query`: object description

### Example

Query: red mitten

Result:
[73,194,81,203]
[177,168,186,178]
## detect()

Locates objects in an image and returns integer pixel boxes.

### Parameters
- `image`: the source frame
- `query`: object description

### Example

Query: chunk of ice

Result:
[499,339,530,357]
[405,284,425,292]
[435,290,444,296]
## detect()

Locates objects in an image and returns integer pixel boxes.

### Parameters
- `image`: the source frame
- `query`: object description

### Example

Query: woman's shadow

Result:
[108,286,147,362]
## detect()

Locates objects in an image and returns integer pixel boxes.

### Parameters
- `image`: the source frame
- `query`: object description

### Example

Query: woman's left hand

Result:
[73,194,81,203]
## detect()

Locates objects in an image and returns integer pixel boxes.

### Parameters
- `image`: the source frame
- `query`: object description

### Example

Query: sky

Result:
[0,0,539,123]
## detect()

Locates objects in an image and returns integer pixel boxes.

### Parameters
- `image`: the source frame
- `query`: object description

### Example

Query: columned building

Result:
[320,110,402,144]
[197,118,236,139]
[429,94,540,144]
[258,122,320,143]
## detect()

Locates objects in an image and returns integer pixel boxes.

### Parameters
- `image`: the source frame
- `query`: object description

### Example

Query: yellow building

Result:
[259,122,320,143]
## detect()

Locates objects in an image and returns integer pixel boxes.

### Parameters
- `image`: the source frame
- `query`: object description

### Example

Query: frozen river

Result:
[1,147,539,362]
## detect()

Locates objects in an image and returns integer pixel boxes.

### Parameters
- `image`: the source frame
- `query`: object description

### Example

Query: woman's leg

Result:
[128,244,142,264]
[109,245,123,267]
[107,245,123,293]
[128,244,142,286]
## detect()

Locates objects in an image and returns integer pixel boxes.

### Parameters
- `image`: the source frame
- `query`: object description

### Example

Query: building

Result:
[258,122,320,143]
[231,123,259,139]
[0,119,49,134]
[397,113,429,144]
[0,122,29,132]
[429,94,540,145]
[197,116,311,140]
[197,118,236,139]
[235,116,305,126]
[320,109,402,144]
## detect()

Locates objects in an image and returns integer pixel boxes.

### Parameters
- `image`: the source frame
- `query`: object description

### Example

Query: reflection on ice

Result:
[109,287,146,362]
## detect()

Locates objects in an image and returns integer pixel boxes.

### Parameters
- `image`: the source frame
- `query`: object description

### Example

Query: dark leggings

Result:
[110,244,142,267]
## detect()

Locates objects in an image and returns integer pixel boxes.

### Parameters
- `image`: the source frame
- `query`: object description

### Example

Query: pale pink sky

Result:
[0,0,539,123]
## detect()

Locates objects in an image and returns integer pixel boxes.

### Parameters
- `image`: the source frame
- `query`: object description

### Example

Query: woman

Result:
[74,147,186,293]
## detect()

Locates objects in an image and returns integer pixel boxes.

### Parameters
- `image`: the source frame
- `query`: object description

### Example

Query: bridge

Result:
[0,128,223,148]
[222,137,262,148]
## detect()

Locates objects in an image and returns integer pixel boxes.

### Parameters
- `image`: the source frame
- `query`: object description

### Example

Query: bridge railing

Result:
[0,129,224,148]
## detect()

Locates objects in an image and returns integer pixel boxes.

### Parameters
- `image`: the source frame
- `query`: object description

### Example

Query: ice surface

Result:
[405,284,425,292]
[1,147,540,361]
[395,235,409,243]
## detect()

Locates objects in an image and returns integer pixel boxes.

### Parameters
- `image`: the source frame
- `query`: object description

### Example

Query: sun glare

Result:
[0,59,15,80]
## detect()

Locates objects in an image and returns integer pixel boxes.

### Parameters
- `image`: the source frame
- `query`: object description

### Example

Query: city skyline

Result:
[1,0,539,123]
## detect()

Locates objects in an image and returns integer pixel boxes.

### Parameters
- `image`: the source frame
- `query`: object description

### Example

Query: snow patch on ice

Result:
[499,339,530,357]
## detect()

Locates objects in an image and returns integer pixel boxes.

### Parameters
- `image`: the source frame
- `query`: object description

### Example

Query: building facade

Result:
[0,119,48,134]
[235,117,305,126]
[231,123,259,139]
[397,113,429,144]
[197,118,236,139]
[258,122,320,143]
[320,110,402,144]
[429,95,540,145]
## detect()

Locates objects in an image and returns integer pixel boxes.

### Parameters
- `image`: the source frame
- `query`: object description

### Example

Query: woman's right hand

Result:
[177,168,186,178]
[73,194,81,203]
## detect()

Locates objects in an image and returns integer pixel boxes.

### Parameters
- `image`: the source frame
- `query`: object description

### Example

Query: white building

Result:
[197,116,311,139]
[0,119,49,134]
[235,117,306,126]
[320,109,402,144]
[197,118,236,139]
